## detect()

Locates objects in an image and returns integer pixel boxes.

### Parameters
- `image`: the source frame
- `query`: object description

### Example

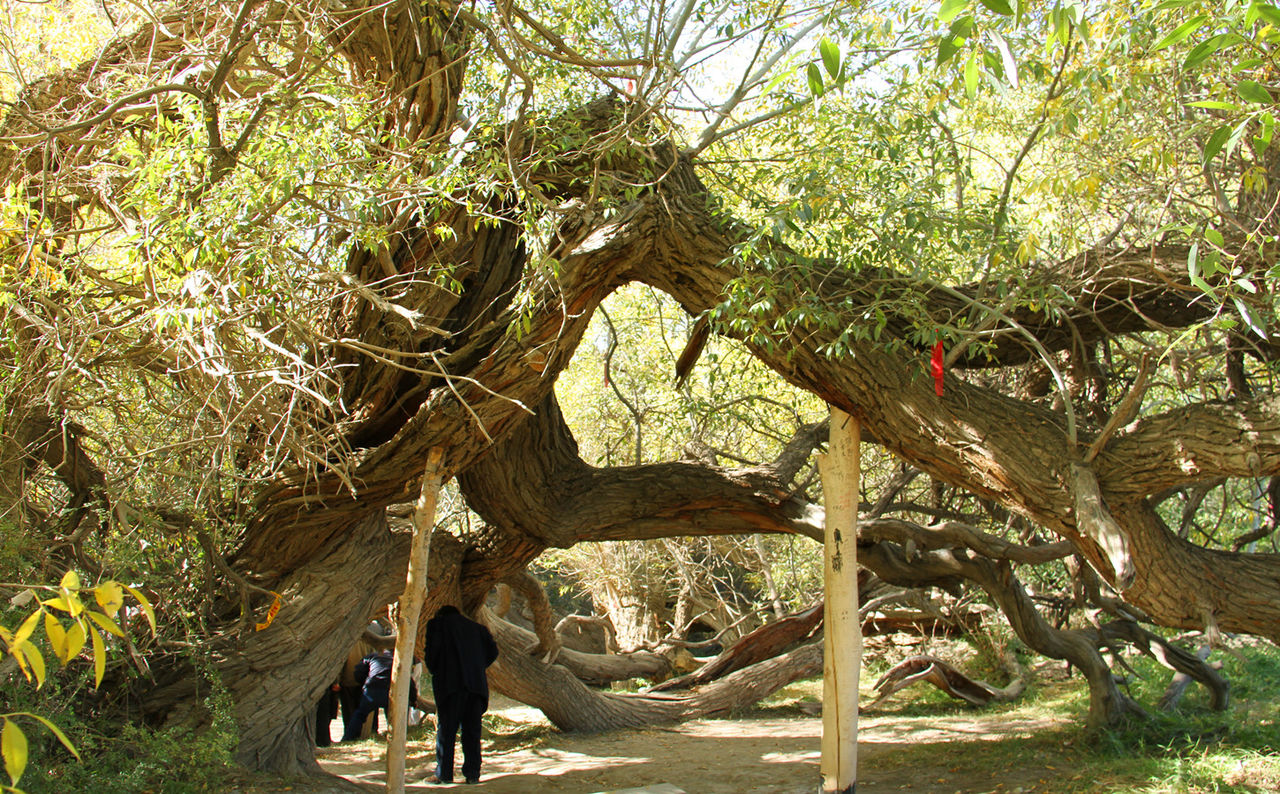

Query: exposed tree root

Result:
[865,654,1026,710]
[485,608,821,732]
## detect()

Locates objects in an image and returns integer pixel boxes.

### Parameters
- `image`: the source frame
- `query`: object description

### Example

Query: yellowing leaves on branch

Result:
[1,572,154,790]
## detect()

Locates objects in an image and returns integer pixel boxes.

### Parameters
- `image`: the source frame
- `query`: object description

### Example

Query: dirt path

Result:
[297,699,1086,794]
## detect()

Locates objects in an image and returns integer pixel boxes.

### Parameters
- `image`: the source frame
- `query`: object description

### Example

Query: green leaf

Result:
[1152,14,1207,51]
[1152,0,1197,10]
[964,53,981,99]
[979,0,1013,14]
[1225,118,1251,159]
[939,0,970,24]
[1050,7,1073,46]
[1257,112,1275,150]
[820,38,840,79]
[938,35,961,65]
[1204,124,1232,164]
[2,719,27,786]
[1190,273,1217,295]
[1251,3,1280,27]
[1184,34,1240,70]
[988,30,1019,89]
[1236,79,1273,103]
[1187,100,1241,110]
[1234,297,1268,337]
[806,62,825,97]
[949,14,975,37]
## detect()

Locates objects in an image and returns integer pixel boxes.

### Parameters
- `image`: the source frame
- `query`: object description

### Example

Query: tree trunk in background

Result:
[650,601,823,692]
[489,612,673,685]
[485,610,823,731]
[595,568,662,651]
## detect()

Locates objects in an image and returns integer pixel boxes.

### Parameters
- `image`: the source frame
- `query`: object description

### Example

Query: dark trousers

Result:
[434,690,488,782]
[342,686,389,741]
[338,684,363,737]
[315,689,338,746]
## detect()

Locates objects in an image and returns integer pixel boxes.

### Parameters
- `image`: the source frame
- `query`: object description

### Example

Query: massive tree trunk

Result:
[141,512,411,773]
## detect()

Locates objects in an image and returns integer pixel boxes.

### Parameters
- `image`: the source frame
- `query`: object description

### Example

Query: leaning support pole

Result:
[387,447,445,794]
[817,407,861,793]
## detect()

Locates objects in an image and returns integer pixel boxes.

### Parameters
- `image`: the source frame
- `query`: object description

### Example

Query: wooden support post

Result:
[387,446,445,794]
[817,407,861,793]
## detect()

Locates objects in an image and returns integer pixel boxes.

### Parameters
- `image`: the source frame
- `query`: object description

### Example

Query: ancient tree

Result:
[2,0,1279,776]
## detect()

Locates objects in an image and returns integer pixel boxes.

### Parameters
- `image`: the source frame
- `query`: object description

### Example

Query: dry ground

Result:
[236,693,1090,794]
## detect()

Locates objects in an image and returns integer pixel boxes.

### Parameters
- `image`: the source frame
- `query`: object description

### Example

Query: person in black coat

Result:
[423,605,499,784]
[340,648,417,742]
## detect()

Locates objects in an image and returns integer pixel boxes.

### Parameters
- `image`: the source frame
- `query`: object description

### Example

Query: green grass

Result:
[706,640,1280,793]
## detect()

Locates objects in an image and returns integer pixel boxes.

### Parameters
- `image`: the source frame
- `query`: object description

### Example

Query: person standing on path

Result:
[423,604,499,785]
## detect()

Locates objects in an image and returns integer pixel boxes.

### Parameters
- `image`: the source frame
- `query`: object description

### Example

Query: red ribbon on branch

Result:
[930,339,945,396]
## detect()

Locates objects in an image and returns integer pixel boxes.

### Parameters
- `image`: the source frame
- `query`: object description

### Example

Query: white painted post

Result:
[817,407,861,793]
[387,446,444,794]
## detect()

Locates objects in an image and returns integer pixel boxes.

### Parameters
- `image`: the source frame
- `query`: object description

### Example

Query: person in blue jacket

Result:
[341,647,417,741]
[423,605,499,785]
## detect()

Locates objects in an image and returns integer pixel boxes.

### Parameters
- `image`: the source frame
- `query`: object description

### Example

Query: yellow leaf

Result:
[10,642,30,682]
[87,611,125,638]
[59,570,81,591]
[94,582,124,617]
[44,613,69,665]
[90,626,106,688]
[40,595,71,613]
[14,609,41,647]
[2,718,28,786]
[17,640,46,688]
[65,620,87,661]
[64,590,85,618]
[122,585,157,634]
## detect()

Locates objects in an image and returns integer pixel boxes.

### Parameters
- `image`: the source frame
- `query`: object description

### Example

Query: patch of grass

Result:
[18,680,238,794]
[482,710,554,751]
[852,640,1280,793]
[5,651,239,794]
